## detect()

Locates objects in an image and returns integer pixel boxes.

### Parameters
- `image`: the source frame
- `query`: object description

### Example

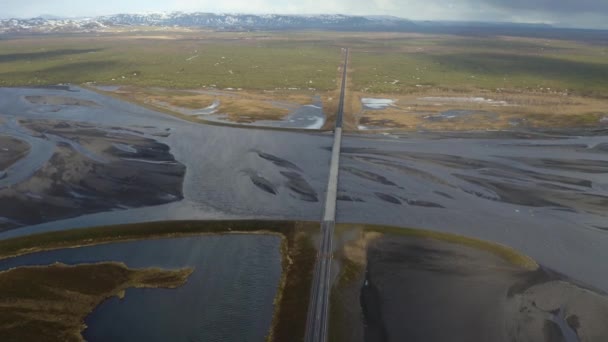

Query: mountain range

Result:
[0,12,564,34]
[0,13,421,33]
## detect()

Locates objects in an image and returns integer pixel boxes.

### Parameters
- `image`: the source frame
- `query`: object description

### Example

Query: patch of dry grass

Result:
[220,99,289,123]
[351,89,608,131]
[99,86,331,124]
[0,262,192,342]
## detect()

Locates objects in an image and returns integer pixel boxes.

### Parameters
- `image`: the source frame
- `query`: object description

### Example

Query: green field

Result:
[2,32,607,97]
[1,30,606,131]
[349,35,608,97]
[0,34,341,90]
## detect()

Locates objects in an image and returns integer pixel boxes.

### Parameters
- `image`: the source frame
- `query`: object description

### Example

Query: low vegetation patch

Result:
[0,262,192,342]
[347,34,608,130]
[0,34,340,90]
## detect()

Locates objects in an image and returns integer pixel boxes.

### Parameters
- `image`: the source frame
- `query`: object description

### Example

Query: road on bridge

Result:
[304,47,348,342]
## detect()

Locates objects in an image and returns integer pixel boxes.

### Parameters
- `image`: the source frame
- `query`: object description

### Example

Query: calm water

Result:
[0,234,283,342]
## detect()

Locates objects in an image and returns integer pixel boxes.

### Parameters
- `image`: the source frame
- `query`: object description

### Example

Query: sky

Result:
[1,0,607,29]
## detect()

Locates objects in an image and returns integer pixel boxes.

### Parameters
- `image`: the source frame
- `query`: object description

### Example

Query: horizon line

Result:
[1,12,607,31]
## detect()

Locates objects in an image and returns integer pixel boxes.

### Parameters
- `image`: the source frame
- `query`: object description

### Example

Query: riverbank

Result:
[0,118,186,230]
[330,224,608,341]
[0,220,319,342]
[0,261,193,341]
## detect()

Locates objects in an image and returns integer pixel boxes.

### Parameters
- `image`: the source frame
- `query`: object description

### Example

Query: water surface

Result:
[0,234,283,342]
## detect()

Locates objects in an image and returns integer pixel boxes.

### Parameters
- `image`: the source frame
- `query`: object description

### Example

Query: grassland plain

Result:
[3,32,605,94]
[1,31,606,130]
[349,34,608,96]
[0,220,319,342]
[0,33,340,90]
[0,31,350,128]
[346,33,608,130]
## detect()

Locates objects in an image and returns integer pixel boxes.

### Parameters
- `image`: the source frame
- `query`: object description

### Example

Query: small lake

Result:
[0,234,283,342]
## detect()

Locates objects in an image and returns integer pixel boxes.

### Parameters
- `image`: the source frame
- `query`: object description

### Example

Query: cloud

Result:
[482,0,608,14]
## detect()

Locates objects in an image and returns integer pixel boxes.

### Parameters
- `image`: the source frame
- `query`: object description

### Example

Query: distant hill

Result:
[2,12,606,41]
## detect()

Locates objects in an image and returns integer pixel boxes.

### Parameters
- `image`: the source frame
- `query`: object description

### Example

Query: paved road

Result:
[305,48,348,342]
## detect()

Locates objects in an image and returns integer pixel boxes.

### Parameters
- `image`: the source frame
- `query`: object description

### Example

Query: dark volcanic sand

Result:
[24,95,98,107]
[0,119,185,230]
[337,132,608,293]
[0,135,30,170]
[333,231,608,342]
[0,87,330,232]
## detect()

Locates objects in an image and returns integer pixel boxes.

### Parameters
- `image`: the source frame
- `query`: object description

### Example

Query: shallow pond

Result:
[0,234,283,342]
[361,98,395,110]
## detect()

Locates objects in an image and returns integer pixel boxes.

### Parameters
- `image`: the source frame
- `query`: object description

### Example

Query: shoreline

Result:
[0,261,194,341]
[0,220,320,342]
[0,219,549,341]
[80,84,335,134]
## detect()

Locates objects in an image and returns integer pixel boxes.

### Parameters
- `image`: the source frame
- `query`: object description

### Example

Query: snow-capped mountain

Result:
[0,17,107,33]
[0,12,417,34]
